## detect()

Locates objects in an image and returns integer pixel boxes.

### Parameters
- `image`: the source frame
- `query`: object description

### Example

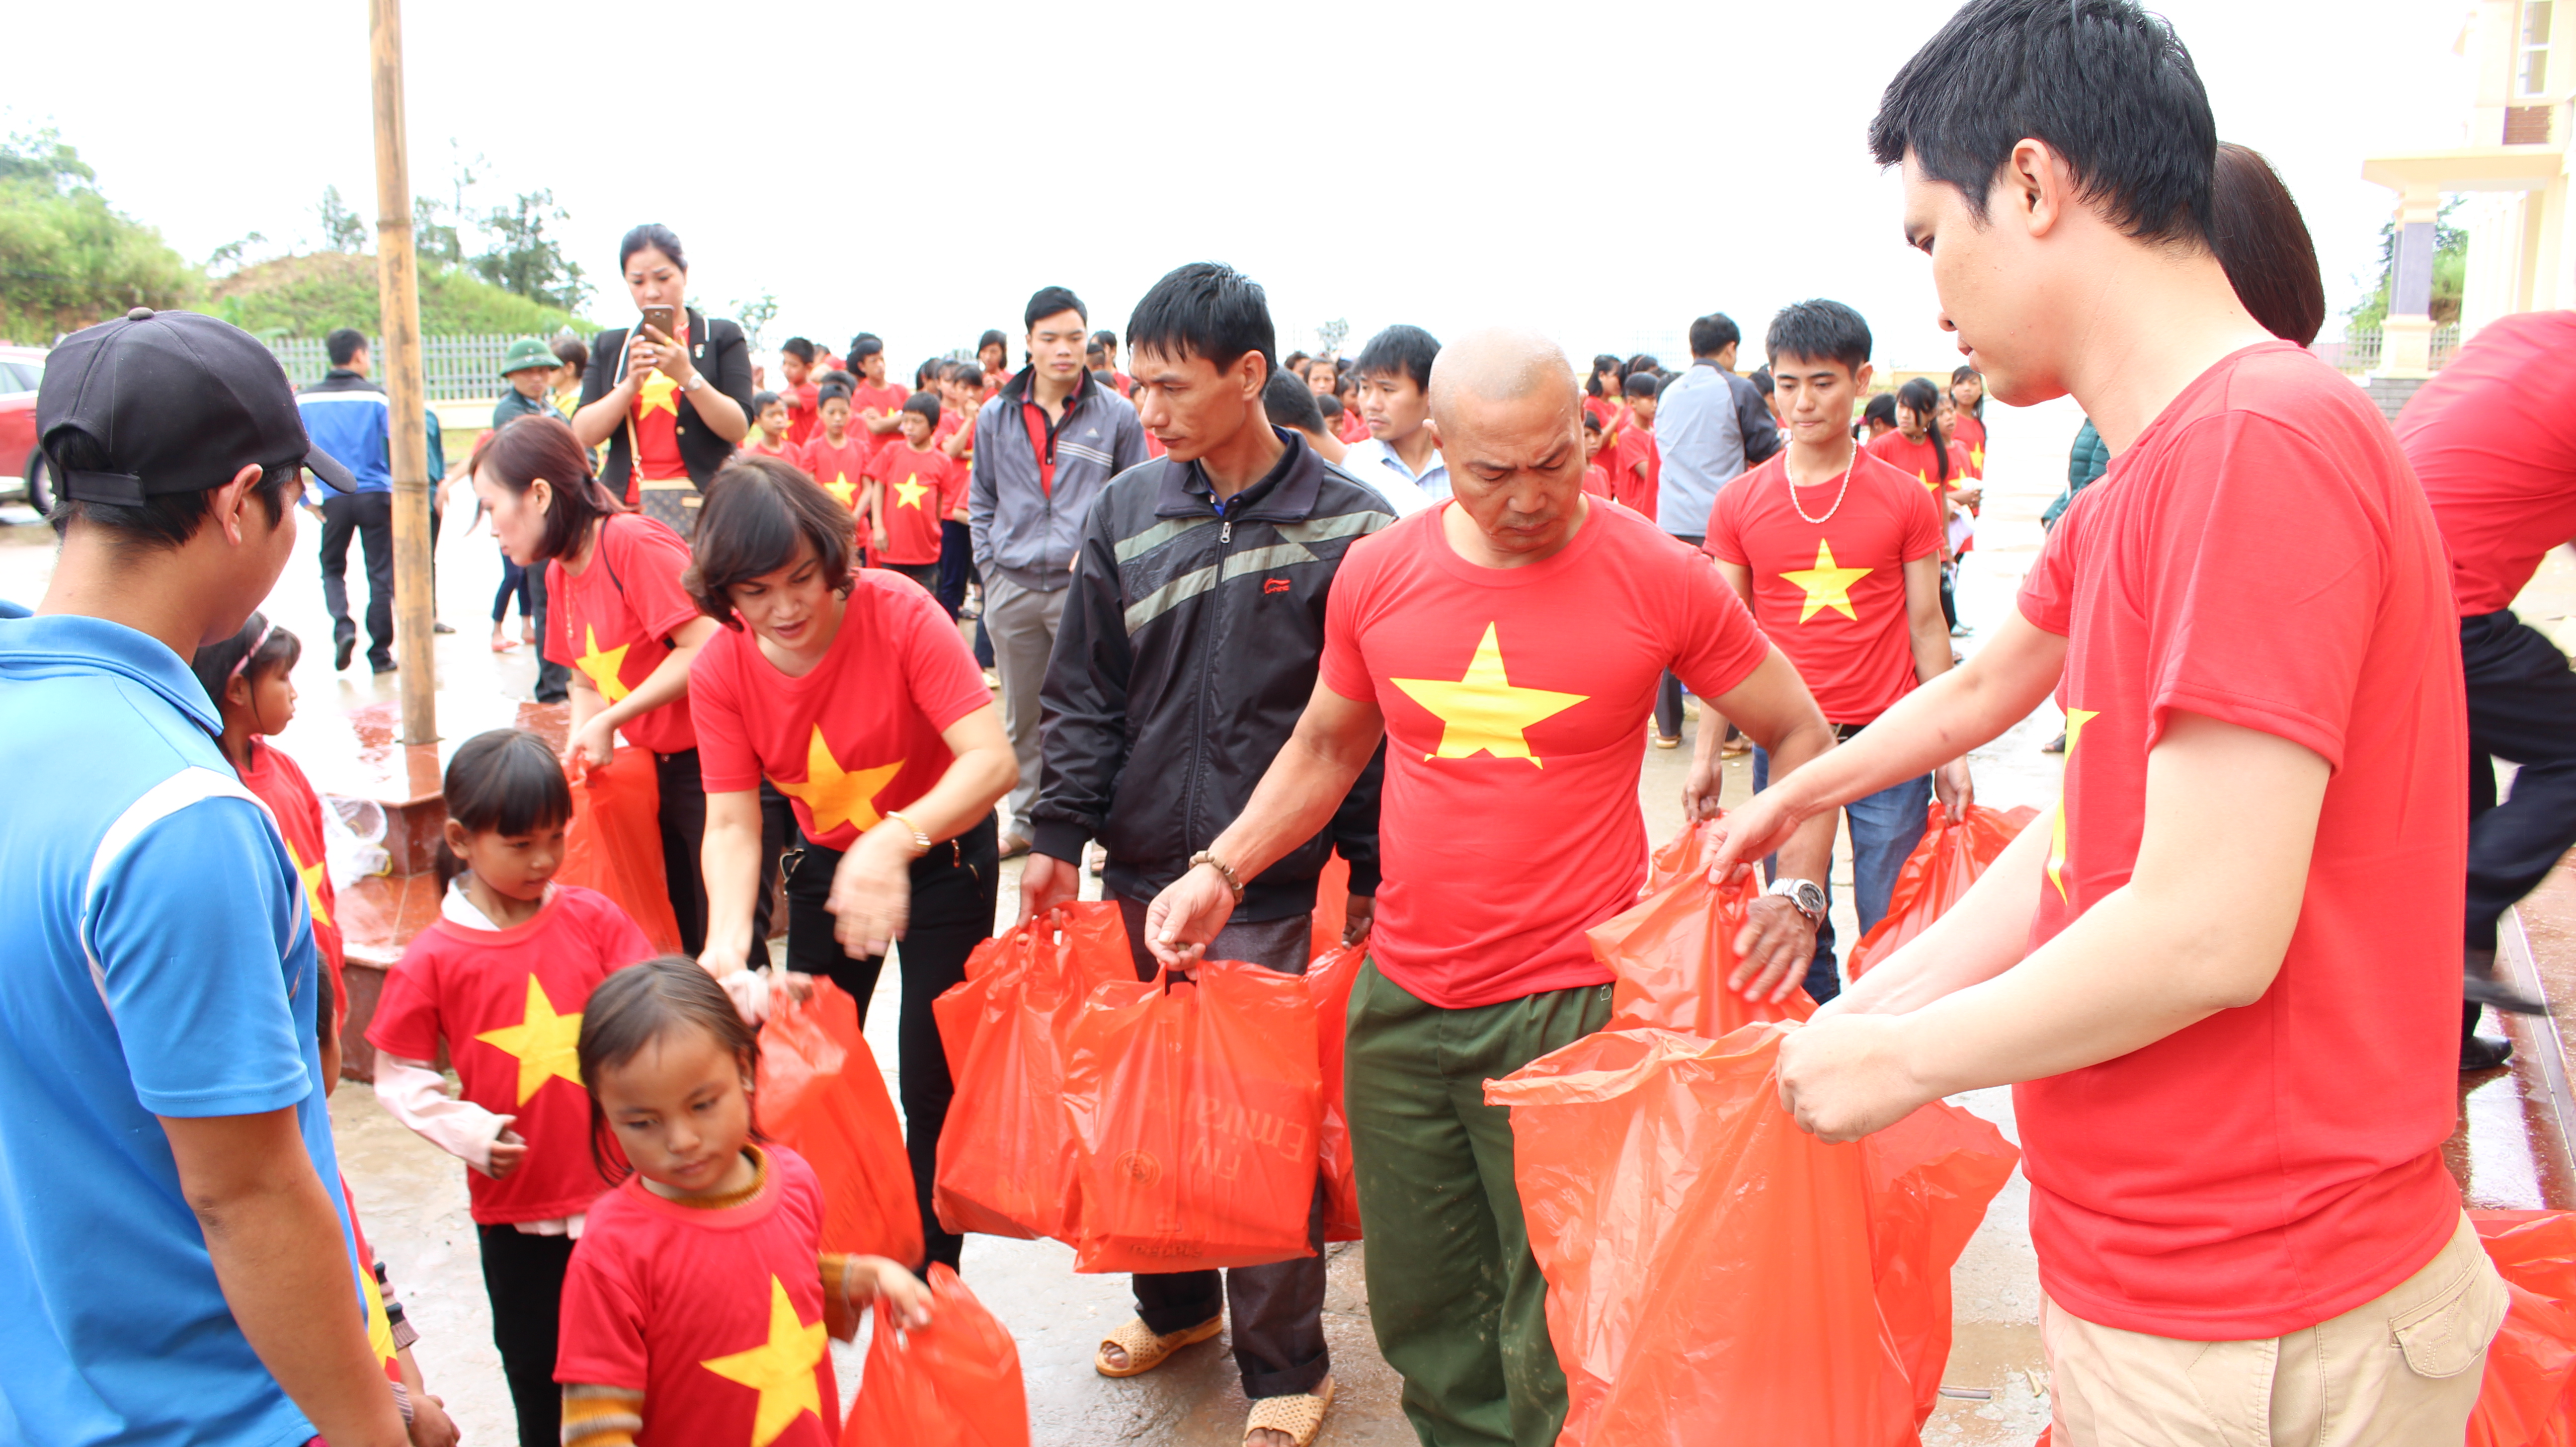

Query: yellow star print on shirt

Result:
[637,369,680,419]
[285,839,331,927]
[699,1277,826,1447]
[573,624,633,704]
[1780,540,1873,623]
[359,1255,399,1367]
[893,475,931,510]
[2045,707,2101,900]
[474,975,585,1105]
[822,472,855,507]
[1389,623,1589,769]
[772,724,905,834]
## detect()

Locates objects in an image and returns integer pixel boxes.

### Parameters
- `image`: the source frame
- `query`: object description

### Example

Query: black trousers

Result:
[528,563,570,703]
[784,811,1000,1271]
[1652,534,1704,740]
[320,491,395,666]
[651,752,792,958]
[493,554,531,625]
[935,519,972,619]
[2465,609,2576,953]
[479,1224,575,1447]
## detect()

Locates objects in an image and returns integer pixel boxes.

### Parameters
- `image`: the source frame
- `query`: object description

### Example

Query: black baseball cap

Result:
[38,307,356,506]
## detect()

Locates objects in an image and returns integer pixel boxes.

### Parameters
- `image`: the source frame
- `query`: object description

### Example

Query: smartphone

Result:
[638,305,675,340]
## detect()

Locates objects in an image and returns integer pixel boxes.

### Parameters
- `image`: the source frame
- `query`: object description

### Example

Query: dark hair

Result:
[1306,354,1336,378]
[618,223,688,271]
[1860,392,1900,436]
[1352,324,1439,394]
[816,381,852,408]
[1024,286,1087,330]
[1622,372,1660,401]
[977,328,1008,358]
[1334,372,1357,401]
[1091,328,1119,350]
[914,357,942,391]
[751,389,782,415]
[551,335,588,379]
[1766,299,1873,375]
[1263,369,1326,434]
[780,336,815,364]
[1316,392,1344,421]
[325,328,367,367]
[1688,314,1742,359]
[575,957,761,1185]
[187,609,302,711]
[1869,0,2214,246]
[1285,351,1311,378]
[1125,261,1277,387]
[820,369,855,393]
[435,728,573,892]
[1623,354,1660,379]
[1750,365,1775,397]
[945,360,982,387]
[479,415,617,562]
[1586,354,1622,398]
[2211,142,2325,347]
[850,333,884,361]
[684,455,856,627]
[1085,342,1106,363]
[45,427,299,548]
[1583,412,1605,433]
[901,392,940,428]
[1897,377,1952,482]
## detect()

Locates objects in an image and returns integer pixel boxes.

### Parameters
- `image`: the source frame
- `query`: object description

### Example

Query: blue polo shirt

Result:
[0,614,359,1447]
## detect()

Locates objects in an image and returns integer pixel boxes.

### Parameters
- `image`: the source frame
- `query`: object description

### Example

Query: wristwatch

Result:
[1763,876,1828,926]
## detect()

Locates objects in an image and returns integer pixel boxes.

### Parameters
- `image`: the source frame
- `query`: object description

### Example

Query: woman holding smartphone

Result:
[572,224,754,529]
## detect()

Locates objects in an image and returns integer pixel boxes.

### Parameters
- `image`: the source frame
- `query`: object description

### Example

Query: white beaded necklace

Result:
[1785,439,1862,525]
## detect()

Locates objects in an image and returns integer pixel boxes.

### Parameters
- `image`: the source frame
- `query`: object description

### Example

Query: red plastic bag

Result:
[842,1264,1029,1447]
[2469,1210,2576,1447]
[1845,804,2039,979]
[1594,819,1813,1036]
[1310,851,1351,962]
[755,980,921,1266]
[1486,1025,2017,1447]
[556,748,684,955]
[930,904,1131,1241]
[1306,944,1366,1242]
[1065,959,1323,1273]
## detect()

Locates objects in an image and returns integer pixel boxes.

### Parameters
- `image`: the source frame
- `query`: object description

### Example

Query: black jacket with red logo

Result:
[1032,428,1391,920]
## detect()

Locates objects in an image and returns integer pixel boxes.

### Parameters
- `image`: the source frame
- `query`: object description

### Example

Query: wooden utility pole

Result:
[370,0,436,744]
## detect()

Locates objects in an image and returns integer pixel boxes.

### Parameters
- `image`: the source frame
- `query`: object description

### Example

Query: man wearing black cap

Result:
[0,309,409,1447]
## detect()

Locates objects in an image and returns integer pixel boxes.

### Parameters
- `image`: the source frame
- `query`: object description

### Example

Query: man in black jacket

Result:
[1021,263,1388,1446]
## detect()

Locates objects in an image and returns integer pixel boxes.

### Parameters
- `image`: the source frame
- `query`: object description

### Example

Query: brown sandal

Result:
[1094,1314,1221,1378]
[1245,1376,1335,1447]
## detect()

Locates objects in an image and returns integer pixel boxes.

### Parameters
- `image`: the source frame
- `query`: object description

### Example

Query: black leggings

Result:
[479,1225,574,1447]
[653,750,792,958]
[784,811,999,1271]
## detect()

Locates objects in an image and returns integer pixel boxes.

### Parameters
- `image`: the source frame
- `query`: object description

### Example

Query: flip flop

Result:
[1245,1376,1335,1447]
[1095,1315,1221,1378]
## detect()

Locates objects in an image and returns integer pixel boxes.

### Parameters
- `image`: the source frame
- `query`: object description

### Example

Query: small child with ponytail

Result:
[556,959,931,1447]
[364,727,656,1447]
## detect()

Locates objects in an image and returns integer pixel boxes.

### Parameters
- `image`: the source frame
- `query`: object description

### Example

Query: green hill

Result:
[208,252,590,338]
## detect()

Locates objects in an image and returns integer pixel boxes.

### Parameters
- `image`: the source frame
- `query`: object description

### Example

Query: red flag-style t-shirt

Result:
[1706,451,1940,725]
[689,572,993,851]
[2396,310,2576,616]
[366,886,653,1224]
[1864,430,1953,497]
[555,1147,838,1447]
[869,441,963,565]
[1950,409,1987,479]
[1319,501,1773,1009]
[1335,408,1370,445]
[632,321,690,483]
[793,433,874,514]
[849,381,910,450]
[239,740,345,1020]
[784,381,820,448]
[1581,463,1614,499]
[1610,428,1659,523]
[2014,341,2467,1340]
[543,514,703,756]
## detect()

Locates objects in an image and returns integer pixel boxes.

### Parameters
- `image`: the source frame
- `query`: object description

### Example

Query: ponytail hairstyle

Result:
[1858,391,1899,440]
[434,728,574,893]
[187,609,302,712]
[1897,376,1951,483]
[1586,354,1622,399]
[575,957,762,1183]
[477,414,621,562]
[2210,141,2326,347]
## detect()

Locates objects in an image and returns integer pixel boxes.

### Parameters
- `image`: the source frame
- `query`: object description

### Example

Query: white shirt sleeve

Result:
[373,1055,508,1173]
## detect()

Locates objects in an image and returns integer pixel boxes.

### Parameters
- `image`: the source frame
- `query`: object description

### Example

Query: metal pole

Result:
[370,0,436,744]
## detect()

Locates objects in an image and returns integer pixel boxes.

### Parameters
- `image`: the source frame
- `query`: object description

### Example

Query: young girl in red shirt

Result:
[556,958,932,1447]
[364,728,656,1447]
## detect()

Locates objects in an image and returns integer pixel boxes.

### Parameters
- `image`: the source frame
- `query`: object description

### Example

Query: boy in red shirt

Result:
[746,391,793,459]
[846,333,910,447]
[1699,300,1968,1007]
[791,383,872,515]
[778,337,820,448]
[867,393,963,593]
[1607,371,1661,521]
[1717,2,2507,1437]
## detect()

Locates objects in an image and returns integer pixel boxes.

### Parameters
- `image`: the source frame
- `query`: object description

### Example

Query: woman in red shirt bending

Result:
[684,455,1015,1272]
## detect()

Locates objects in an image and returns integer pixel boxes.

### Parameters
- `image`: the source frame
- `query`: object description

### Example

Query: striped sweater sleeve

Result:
[561,1384,644,1447]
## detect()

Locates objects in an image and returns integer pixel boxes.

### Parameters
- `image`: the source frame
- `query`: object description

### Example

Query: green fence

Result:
[266,333,560,401]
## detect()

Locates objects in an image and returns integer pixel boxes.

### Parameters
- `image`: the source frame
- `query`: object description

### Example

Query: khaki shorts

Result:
[2042,1211,2508,1447]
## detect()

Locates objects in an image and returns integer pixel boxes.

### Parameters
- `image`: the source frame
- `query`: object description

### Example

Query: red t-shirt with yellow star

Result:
[632,321,690,483]
[1610,427,1659,523]
[792,433,873,514]
[365,885,652,1224]
[1318,501,1773,1009]
[237,740,345,1021]
[2013,341,2467,1340]
[1950,409,1987,479]
[849,381,910,454]
[1864,429,1954,497]
[556,1146,838,1447]
[1705,451,1940,726]
[688,572,993,851]
[543,514,703,756]
[868,440,963,565]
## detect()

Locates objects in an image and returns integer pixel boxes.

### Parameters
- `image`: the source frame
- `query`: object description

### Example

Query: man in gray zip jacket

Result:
[969,284,1151,850]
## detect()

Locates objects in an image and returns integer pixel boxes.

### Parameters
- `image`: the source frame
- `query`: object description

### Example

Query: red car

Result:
[0,346,47,515]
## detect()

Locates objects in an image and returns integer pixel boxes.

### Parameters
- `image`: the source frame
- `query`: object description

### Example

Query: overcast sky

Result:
[10,0,2473,374]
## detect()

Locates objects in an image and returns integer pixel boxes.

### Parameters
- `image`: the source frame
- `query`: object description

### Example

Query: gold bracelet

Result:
[1188,849,1245,904]
[883,811,931,857]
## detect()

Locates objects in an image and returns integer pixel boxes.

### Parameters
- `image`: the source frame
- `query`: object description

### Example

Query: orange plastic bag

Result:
[755,981,921,1266]
[1306,944,1366,1242]
[556,748,683,955]
[2468,1210,2576,1447]
[1065,959,1323,1273]
[1845,804,2040,978]
[1487,1026,2017,1447]
[930,903,1131,1241]
[842,1264,1030,1447]
[1310,851,1351,962]
[1594,818,1813,1036]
